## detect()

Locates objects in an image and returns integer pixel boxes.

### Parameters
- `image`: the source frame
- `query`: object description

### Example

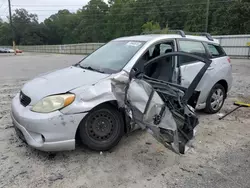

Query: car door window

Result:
[205,43,226,58]
[160,44,173,54]
[178,40,207,66]
[143,41,175,83]
[148,42,174,59]
[149,44,172,57]
[178,40,208,88]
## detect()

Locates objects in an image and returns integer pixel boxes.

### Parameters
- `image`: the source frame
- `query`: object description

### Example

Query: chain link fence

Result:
[16,43,104,55]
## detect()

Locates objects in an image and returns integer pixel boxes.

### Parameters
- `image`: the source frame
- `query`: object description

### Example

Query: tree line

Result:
[0,0,249,45]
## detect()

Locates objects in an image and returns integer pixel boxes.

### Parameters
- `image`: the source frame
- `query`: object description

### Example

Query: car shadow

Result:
[18,129,147,162]
[13,109,218,162]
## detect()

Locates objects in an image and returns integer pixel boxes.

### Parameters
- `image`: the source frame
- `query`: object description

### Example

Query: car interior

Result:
[141,42,175,83]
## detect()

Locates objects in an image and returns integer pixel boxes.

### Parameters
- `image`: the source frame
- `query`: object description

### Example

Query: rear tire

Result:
[205,83,226,114]
[79,104,124,151]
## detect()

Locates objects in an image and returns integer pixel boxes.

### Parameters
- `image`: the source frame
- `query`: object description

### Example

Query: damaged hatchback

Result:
[11,32,232,152]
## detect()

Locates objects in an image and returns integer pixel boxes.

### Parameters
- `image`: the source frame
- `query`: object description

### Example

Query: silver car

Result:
[11,33,233,152]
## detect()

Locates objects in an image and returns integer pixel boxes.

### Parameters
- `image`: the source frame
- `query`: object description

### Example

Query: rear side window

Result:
[206,43,226,58]
[178,40,207,65]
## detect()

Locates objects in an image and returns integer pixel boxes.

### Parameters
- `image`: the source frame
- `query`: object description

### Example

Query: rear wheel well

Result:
[217,80,228,95]
[75,101,127,142]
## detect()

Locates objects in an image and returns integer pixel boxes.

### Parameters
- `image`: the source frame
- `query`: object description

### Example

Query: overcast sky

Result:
[0,0,101,22]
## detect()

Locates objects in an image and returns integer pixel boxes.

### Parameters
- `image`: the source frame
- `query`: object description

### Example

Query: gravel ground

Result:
[0,53,250,188]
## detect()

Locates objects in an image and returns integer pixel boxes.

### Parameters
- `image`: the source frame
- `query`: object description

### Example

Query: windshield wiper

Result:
[79,65,105,73]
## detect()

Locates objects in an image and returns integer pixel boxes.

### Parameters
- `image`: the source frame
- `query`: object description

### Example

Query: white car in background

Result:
[11,32,233,153]
[1,48,15,53]
[6,48,15,53]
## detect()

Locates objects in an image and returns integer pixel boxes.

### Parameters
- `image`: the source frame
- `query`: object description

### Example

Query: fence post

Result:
[248,46,250,59]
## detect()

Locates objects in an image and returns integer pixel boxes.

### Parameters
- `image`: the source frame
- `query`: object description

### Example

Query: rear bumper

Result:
[11,93,87,152]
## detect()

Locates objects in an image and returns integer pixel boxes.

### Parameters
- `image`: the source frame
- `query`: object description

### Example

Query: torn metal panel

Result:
[112,74,198,154]
[111,52,212,154]
[111,71,130,108]
[62,76,116,114]
[111,73,181,154]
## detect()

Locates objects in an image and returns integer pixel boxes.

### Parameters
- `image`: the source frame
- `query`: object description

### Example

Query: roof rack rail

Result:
[185,32,214,41]
[201,33,214,41]
[168,30,186,37]
[141,29,186,37]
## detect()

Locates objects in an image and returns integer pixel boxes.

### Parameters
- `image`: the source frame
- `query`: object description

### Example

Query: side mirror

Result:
[129,68,138,80]
[129,67,144,80]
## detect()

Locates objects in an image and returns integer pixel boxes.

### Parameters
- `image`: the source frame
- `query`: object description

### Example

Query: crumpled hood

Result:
[22,66,110,105]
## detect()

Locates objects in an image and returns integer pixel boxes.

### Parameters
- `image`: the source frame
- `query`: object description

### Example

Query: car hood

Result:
[22,66,110,105]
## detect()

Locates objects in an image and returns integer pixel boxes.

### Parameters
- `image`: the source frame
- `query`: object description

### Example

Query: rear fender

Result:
[196,62,231,105]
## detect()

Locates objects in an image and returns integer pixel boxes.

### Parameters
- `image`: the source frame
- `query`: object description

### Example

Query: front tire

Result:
[205,83,226,114]
[79,104,124,151]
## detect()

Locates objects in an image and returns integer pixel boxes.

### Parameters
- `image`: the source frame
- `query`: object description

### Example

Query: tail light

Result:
[227,57,231,63]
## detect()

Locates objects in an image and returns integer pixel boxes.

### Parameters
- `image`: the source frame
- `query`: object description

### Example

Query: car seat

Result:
[152,44,161,59]
[149,48,174,82]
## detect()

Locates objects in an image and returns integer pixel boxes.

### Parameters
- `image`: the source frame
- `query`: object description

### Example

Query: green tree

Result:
[142,21,161,33]
[75,0,109,42]
[0,0,250,45]
[44,10,80,44]
[0,21,12,45]
[11,9,46,45]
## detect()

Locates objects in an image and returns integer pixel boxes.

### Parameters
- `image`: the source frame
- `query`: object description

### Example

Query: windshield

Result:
[79,40,145,74]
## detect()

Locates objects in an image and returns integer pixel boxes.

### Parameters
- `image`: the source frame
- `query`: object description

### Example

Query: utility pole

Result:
[8,0,16,55]
[205,0,210,33]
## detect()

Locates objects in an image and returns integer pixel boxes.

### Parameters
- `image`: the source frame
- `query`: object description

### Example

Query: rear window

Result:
[205,43,226,58]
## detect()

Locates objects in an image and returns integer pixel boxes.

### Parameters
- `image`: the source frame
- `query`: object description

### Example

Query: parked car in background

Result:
[0,48,8,53]
[16,49,23,53]
[0,48,16,53]
[8,48,15,53]
[4,48,15,53]
[4,48,10,53]
[11,32,233,152]
[0,48,5,53]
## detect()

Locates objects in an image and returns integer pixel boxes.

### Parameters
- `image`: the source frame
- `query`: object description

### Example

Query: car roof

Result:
[113,34,219,44]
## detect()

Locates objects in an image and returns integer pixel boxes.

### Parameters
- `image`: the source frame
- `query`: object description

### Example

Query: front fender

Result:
[60,79,116,114]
